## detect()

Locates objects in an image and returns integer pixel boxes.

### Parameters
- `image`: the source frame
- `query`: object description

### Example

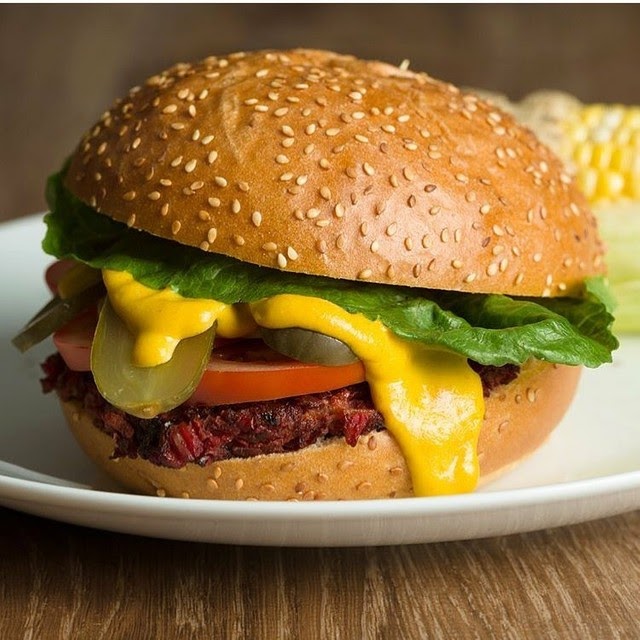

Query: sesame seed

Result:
[132,137,141,150]
[282,138,294,148]
[188,104,197,117]
[464,272,477,283]
[304,144,314,155]
[354,134,369,143]
[381,124,396,133]
[440,228,449,243]
[97,142,107,155]
[360,222,369,236]
[363,162,375,176]
[190,181,204,191]
[386,223,397,236]
[515,273,525,285]
[184,159,197,173]
[201,135,214,145]
[162,104,177,114]
[277,253,287,268]
[403,167,415,181]
[207,151,218,164]
[307,208,320,219]
[232,199,241,214]
[305,123,317,135]
[254,105,268,113]
[214,176,228,187]
[262,242,277,252]
[357,269,372,280]
[171,220,181,235]
[326,128,340,137]
[147,191,161,201]
[320,186,332,200]
[499,258,509,272]
[234,235,245,246]
[404,237,413,251]
[487,263,499,276]
[429,206,440,216]
[319,158,330,169]
[370,240,380,253]
[451,259,463,269]
[198,210,210,221]
[397,114,410,123]
[281,125,295,137]
[276,154,289,164]
[251,211,262,227]
[334,203,345,218]
[492,224,504,236]
[126,214,136,227]
[287,246,299,260]
[533,252,542,262]
[123,191,136,201]
[208,197,221,208]
[480,204,491,215]
[170,122,185,131]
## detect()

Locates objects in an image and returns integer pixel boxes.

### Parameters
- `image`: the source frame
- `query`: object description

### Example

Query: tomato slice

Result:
[189,340,366,405]
[45,259,77,295]
[53,308,98,372]
[53,317,366,406]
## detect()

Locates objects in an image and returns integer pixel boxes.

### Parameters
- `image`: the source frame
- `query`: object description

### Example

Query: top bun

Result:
[65,49,604,296]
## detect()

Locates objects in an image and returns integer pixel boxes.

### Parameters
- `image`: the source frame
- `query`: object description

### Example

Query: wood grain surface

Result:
[1,5,639,639]
[1,507,639,639]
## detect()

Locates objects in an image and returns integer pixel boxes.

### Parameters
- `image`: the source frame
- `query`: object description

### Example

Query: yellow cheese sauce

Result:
[102,269,485,496]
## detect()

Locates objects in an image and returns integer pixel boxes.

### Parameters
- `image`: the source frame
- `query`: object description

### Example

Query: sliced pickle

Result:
[260,327,359,366]
[91,299,215,419]
[12,283,105,353]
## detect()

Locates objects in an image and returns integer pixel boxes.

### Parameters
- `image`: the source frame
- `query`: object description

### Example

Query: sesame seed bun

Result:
[64,49,604,297]
[60,360,580,500]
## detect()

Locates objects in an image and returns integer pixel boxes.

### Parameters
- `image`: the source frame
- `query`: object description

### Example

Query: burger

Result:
[13,49,617,500]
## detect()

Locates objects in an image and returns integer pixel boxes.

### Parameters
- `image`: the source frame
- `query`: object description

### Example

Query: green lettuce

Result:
[43,171,618,368]
[594,204,640,333]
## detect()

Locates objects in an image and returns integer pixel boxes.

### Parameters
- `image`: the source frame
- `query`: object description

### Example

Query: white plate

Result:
[1,215,639,547]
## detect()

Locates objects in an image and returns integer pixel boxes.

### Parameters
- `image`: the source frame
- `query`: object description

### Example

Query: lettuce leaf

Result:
[43,171,618,367]
[594,203,640,333]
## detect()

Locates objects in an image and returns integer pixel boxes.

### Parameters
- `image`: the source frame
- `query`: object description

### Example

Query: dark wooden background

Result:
[1,4,640,220]
[1,5,639,637]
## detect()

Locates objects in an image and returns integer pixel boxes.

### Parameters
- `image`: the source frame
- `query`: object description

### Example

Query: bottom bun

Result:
[60,360,581,500]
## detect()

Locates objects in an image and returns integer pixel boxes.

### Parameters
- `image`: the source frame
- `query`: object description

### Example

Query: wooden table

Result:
[2,507,639,638]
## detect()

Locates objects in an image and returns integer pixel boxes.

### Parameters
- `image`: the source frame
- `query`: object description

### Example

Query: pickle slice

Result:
[12,283,105,353]
[91,299,215,419]
[260,327,358,366]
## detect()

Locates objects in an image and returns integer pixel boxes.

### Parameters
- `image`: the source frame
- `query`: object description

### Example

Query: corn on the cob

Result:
[559,103,640,202]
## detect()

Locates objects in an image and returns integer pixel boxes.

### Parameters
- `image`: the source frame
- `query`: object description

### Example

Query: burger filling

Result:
[41,353,517,469]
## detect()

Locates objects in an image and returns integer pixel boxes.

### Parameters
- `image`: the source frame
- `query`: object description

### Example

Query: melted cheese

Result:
[102,270,485,496]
